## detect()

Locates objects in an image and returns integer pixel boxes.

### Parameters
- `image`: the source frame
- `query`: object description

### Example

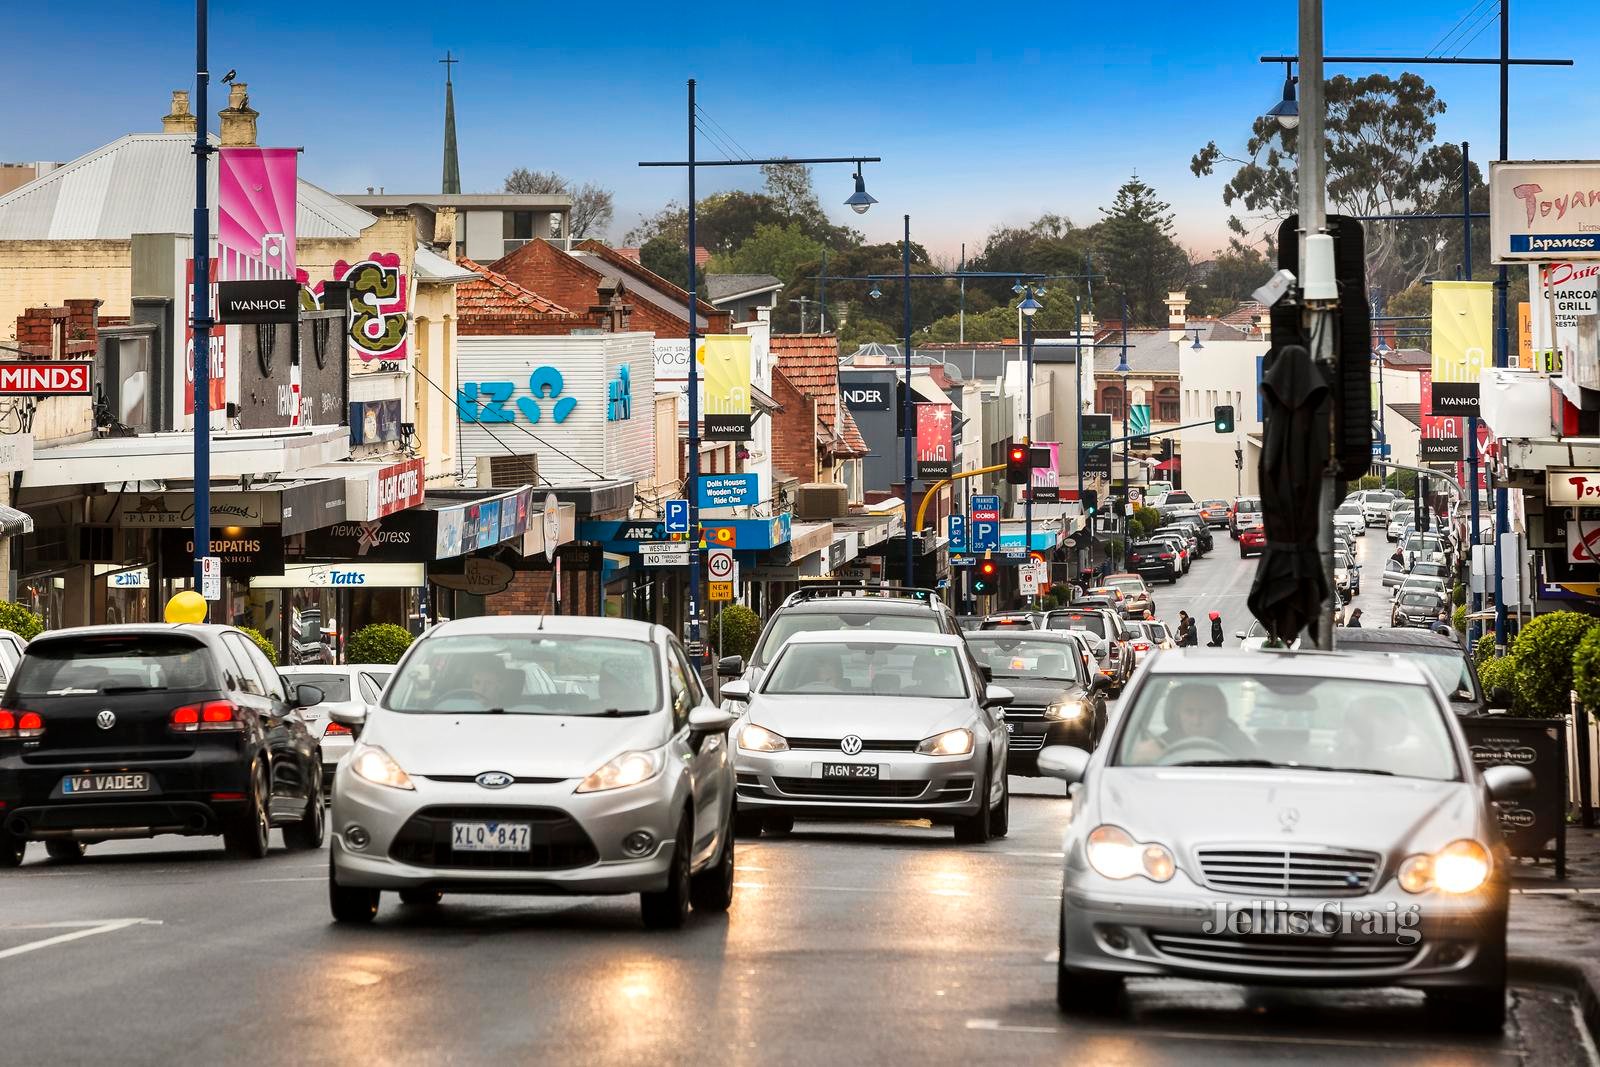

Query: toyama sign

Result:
[1491,161,1600,263]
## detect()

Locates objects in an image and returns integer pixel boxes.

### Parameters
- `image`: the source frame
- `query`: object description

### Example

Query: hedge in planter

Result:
[1477,655,1520,712]
[1512,611,1599,718]
[239,626,278,666]
[1574,626,1600,715]
[347,623,414,665]
[709,604,762,662]
[0,601,44,641]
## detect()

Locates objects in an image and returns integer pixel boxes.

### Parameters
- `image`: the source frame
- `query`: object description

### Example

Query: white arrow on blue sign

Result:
[947,515,967,552]
[664,499,689,534]
[971,519,999,550]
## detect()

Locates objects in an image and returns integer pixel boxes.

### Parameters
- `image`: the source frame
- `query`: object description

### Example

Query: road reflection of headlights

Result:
[738,723,788,753]
[1046,700,1089,721]
[1399,839,1490,894]
[576,748,665,793]
[916,728,973,756]
[350,745,414,790]
[1085,825,1176,882]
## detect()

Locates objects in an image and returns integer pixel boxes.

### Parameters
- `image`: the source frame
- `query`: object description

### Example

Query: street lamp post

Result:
[638,79,878,669]
[191,0,213,597]
[902,214,916,588]
[1115,297,1133,571]
[1020,285,1042,602]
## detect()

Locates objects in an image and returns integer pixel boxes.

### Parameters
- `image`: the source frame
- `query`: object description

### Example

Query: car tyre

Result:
[0,832,24,868]
[1057,918,1123,1013]
[224,762,271,859]
[399,888,443,907]
[641,814,693,930]
[1425,984,1506,1033]
[762,813,795,837]
[45,840,86,863]
[689,815,735,913]
[989,775,1010,838]
[282,771,325,851]
[328,860,379,925]
[954,762,994,844]
[733,808,765,838]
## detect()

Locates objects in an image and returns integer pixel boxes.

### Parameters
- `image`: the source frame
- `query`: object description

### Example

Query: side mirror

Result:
[293,684,324,709]
[1482,764,1535,801]
[328,704,366,729]
[688,707,737,734]
[717,655,745,678]
[983,684,1015,709]
[1037,744,1092,784]
[720,679,752,702]
[1233,630,1245,639]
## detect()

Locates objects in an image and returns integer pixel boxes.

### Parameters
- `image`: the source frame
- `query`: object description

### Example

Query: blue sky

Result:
[3,1,1595,261]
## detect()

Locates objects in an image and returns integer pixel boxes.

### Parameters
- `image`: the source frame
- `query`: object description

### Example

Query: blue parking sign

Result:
[665,499,689,534]
[971,519,999,550]
[947,515,967,553]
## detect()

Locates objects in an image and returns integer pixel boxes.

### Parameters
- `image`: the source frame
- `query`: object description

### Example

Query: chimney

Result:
[218,83,258,147]
[163,90,196,135]
[433,206,458,257]
[1165,291,1190,341]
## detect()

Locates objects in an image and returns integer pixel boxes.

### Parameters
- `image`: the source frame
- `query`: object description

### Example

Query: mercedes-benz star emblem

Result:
[96,710,116,731]
[475,771,514,789]
[1278,807,1300,831]
[839,735,864,756]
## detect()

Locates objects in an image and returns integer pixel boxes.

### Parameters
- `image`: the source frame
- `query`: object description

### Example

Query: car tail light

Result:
[1159,553,1172,560]
[171,701,244,733]
[0,710,42,739]
[1133,642,1151,652]
[324,721,351,736]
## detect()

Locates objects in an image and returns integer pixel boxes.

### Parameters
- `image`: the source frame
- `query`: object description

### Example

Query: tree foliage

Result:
[503,168,615,239]
[1189,243,1269,317]
[708,223,824,285]
[709,604,762,661]
[1477,655,1521,711]
[239,626,277,666]
[1511,611,1598,718]
[0,601,44,641]
[1095,176,1192,326]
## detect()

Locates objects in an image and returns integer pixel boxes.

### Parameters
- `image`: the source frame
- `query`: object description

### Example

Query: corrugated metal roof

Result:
[413,245,478,283]
[0,134,373,241]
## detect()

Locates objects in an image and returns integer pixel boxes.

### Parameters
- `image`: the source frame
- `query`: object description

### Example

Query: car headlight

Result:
[916,728,973,756]
[1085,824,1176,882]
[1398,839,1490,894]
[1046,699,1089,721]
[576,747,666,793]
[350,745,414,791]
[738,723,788,753]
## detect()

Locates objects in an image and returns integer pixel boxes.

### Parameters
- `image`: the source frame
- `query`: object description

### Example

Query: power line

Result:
[693,103,754,161]
[1426,0,1495,58]
[1452,8,1500,57]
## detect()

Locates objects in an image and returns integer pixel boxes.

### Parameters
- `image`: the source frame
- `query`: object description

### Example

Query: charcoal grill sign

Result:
[217,280,300,325]
[1460,717,1566,873]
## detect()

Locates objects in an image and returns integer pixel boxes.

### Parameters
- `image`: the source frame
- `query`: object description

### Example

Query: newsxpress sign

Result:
[1491,161,1600,263]
[0,361,92,395]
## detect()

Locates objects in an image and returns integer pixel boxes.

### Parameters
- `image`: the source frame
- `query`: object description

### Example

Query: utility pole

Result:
[902,214,916,588]
[958,242,966,344]
[1493,0,1511,652]
[789,296,811,334]
[191,0,212,599]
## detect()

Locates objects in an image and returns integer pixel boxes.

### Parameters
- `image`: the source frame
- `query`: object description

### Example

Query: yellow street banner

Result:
[1518,302,1532,369]
[1429,280,1493,416]
[701,334,752,440]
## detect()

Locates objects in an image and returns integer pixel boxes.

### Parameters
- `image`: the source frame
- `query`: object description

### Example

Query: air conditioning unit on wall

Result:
[795,483,847,520]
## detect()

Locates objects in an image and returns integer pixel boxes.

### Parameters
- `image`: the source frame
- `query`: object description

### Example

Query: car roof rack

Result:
[779,584,944,608]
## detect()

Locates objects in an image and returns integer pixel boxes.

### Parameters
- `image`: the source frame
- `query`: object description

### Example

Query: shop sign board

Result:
[643,542,690,568]
[251,562,427,588]
[160,528,285,578]
[1491,161,1600,262]
[0,362,92,395]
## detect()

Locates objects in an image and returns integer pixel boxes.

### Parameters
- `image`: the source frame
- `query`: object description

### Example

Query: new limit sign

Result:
[707,547,735,601]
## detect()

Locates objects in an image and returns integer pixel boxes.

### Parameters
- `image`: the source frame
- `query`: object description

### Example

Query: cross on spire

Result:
[440,51,458,84]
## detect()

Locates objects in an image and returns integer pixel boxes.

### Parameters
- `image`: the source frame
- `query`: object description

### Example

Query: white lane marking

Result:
[1512,886,1600,896]
[963,1019,1520,1053]
[0,918,154,961]
[966,1019,1059,1035]
[1004,851,1065,859]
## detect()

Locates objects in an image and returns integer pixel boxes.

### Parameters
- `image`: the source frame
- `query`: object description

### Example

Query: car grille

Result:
[387,805,599,870]
[1148,931,1419,971]
[420,775,566,785]
[770,776,928,799]
[1194,846,1382,897]
[1006,705,1047,721]
[783,737,920,752]
[1007,733,1047,753]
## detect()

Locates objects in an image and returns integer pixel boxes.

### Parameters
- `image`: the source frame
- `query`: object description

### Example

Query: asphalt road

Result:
[1,784,1591,1065]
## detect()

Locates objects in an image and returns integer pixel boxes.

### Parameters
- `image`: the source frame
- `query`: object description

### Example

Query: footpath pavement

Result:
[1510,824,1600,1040]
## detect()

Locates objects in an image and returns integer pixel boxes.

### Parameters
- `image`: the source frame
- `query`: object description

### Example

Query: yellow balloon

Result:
[164,590,208,624]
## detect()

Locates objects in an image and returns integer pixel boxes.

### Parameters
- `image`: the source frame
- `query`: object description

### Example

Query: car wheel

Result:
[641,813,693,930]
[45,840,86,863]
[733,809,765,838]
[0,832,24,868]
[763,813,795,837]
[328,859,379,924]
[1057,918,1123,1013]
[989,775,1010,838]
[399,888,443,907]
[689,812,735,913]
[224,762,271,859]
[283,770,325,851]
[1425,984,1506,1033]
[954,762,994,844]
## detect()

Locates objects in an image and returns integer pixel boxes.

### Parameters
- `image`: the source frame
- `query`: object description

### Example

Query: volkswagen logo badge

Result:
[475,771,514,789]
[839,735,864,756]
[95,710,116,731]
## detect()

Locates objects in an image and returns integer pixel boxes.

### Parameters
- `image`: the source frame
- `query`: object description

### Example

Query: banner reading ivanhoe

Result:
[701,334,752,440]
[218,147,298,281]
[1429,281,1492,418]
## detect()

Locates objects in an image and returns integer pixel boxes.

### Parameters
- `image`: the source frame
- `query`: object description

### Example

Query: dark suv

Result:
[0,624,326,866]
[1126,540,1180,583]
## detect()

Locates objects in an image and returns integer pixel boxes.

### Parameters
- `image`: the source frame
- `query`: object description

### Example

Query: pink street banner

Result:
[218,147,298,281]
[916,403,953,479]
[1028,441,1060,502]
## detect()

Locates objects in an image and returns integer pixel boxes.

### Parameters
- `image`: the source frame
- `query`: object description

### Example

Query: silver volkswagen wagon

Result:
[327,616,736,929]
[1038,649,1531,1032]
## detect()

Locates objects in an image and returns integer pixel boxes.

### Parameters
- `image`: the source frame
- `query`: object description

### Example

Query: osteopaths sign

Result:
[1491,161,1600,262]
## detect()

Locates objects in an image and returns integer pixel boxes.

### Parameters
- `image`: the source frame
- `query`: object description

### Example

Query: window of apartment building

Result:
[504,211,535,254]
[1100,385,1122,413]
[1157,387,1179,423]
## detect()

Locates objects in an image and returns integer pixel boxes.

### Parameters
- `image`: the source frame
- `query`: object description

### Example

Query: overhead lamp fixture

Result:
[1266,64,1299,130]
[869,282,883,300]
[1011,280,1026,295]
[1019,292,1043,317]
[844,167,876,215]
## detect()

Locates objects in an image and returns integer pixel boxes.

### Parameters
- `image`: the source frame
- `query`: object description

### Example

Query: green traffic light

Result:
[1213,404,1235,434]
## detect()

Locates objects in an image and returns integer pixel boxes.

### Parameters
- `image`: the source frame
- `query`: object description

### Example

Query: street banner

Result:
[1080,414,1111,476]
[1518,302,1532,369]
[701,334,752,440]
[185,259,226,417]
[915,402,953,479]
[1490,160,1600,262]
[1429,281,1492,417]
[1029,441,1060,502]
[218,147,298,281]
[1129,404,1150,439]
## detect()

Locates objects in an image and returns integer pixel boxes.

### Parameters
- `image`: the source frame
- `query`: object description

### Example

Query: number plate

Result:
[451,821,532,852]
[821,764,879,780]
[1004,722,1015,734]
[61,772,150,796]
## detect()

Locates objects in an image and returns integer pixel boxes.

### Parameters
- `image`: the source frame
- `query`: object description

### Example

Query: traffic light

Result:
[1234,445,1243,471]
[1082,489,1098,517]
[1005,440,1030,484]
[972,557,999,595]
[1213,405,1235,433]
[1161,438,1175,464]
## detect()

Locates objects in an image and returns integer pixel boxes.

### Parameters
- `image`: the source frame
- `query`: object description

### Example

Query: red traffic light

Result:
[979,559,998,577]
[1009,446,1026,462]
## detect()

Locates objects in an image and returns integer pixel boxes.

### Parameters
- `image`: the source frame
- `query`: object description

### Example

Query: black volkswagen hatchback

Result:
[0,624,325,866]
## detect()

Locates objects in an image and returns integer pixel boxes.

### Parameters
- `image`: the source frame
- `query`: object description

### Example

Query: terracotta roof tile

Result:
[833,404,870,457]
[455,257,576,323]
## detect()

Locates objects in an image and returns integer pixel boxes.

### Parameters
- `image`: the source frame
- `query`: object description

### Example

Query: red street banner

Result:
[185,259,227,417]
[0,362,92,395]
[218,147,298,281]
[916,403,953,479]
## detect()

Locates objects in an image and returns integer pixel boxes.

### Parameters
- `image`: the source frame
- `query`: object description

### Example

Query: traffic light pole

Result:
[913,462,1007,533]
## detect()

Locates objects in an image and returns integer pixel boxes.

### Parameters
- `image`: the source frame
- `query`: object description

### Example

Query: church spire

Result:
[440,52,461,195]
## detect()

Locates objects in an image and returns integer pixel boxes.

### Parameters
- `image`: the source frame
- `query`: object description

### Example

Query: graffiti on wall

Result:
[298,252,410,364]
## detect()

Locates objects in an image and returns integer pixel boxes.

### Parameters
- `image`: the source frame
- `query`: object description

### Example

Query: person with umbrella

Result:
[1207,611,1224,647]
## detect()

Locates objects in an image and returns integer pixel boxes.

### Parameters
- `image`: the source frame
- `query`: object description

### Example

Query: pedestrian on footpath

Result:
[1206,611,1224,647]
[1347,607,1363,627]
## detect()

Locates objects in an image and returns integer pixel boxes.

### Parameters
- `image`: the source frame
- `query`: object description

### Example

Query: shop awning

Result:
[0,504,33,537]
[26,427,349,488]
[112,477,349,536]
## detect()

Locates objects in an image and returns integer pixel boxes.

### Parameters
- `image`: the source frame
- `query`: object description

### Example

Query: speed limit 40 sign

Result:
[707,548,735,581]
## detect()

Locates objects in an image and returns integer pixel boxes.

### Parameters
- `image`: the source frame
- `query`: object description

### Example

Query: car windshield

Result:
[282,673,351,702]
[1048,613,1107,638]
[967,637,1081,682]
[1335,506,1362,518]
[762,640,968,699]
[1135,622,1170,641]
[980,617,1035,630]
[1106,578,1144,594]
[1166,491,1194,504]
[1203,500,1227,509]
[11,635,215,696]
[1413,563,1449,578]
[1410,651,1478,700]
[383,634,661,715]
[752,611,941,665]
[1113,673,1459,780]
[1400,592,1441,608]
[1236,498,1261,512]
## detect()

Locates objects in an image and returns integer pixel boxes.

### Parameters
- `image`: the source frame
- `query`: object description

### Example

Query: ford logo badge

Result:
[475,771,514,789]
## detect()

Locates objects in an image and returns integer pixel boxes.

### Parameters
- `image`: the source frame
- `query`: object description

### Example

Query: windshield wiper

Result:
[1294,764,1397,777]
[595,708,652,717]
[102,685,161,695]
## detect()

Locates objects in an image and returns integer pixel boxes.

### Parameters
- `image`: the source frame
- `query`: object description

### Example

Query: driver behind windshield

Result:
[1130,681,1257,762]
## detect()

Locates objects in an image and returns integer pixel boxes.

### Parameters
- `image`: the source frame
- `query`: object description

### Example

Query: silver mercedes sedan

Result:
[326,616,737,929]
[1039,649,1531,1032]
[722,630,1013,843]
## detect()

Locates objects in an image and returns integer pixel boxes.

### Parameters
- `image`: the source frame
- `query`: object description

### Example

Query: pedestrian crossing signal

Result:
[1213,405,1235,433]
